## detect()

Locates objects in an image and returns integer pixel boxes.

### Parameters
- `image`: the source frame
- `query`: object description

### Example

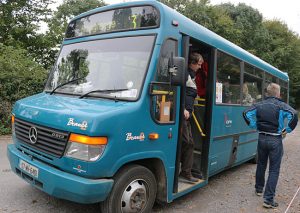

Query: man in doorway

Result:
[243,83,298,208]
[180,52,204,183]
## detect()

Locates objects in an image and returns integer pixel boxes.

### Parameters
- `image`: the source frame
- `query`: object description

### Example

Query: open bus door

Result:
[173,34,214,194]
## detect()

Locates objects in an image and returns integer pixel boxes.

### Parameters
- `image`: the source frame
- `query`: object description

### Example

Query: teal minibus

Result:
[7,1,289,212]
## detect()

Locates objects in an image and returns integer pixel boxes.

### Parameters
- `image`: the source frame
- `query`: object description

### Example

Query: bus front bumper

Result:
[7,144,114,204]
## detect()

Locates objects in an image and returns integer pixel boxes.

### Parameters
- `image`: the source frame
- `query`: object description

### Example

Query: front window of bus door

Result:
[216,51,241,105]
[44,36,155,101]
[151,39,178,123]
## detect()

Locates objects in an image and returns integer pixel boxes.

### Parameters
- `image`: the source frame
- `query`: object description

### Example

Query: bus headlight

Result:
[65,133,107,161]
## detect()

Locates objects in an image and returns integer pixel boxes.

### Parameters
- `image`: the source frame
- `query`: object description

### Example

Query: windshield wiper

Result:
[50,77,85,95]
[79,88,129,99]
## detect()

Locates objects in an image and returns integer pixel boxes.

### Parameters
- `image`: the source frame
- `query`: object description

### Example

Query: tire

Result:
[100,164,157,213]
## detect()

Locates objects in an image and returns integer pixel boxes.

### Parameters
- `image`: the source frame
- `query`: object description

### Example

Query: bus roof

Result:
[70,0,288,81]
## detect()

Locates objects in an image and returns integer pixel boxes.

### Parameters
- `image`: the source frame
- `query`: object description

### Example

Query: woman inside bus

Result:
[242,83,254,105]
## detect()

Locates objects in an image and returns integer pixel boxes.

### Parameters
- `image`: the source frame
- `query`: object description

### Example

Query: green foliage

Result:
[0,0,53,65]
[0,45,47,101]
[262,20,300,106]
[0,44,47,134]
[211,3,271,56]
[206,5,242,44]
[0,101,12,135]
[46,0,106,67]
[160,0,212,28]
[0,0,52,44]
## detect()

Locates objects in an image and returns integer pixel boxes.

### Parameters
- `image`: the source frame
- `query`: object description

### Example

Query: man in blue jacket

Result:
[243,83,298,209]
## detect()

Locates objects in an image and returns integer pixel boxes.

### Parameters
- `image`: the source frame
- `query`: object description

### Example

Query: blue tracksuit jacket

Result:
[243,97,298,134]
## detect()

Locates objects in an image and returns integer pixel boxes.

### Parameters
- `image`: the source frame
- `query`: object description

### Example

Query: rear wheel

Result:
[100,164,157,213]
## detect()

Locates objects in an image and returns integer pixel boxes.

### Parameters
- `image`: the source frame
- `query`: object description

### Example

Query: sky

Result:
[48,0,300,35]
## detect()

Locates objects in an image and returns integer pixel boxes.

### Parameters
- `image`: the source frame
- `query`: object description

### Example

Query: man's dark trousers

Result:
[181,119,194,175]
[255,134,283,203]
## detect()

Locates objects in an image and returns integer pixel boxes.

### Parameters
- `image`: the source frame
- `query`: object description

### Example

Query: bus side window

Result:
[279,79,288,103]
[216,51,241,104]
[243,64,263,105]
[150,86,175,123]
[150,39,178,123]
[264,73,277,99]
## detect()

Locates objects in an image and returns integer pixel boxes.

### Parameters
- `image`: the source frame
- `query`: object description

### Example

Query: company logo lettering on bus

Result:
[67,118,88,130]
[126,132,145,141]
[224,113,232,127]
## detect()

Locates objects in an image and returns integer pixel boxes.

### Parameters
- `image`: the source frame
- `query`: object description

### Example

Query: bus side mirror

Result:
[169,57,185,86]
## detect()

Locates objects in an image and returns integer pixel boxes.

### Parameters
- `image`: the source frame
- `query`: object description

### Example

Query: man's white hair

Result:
[266,83,280,98]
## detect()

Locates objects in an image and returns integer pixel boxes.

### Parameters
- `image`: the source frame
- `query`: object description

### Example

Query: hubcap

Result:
[121,179,148,213]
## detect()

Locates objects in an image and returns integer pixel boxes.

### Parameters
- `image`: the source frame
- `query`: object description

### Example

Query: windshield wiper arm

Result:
[79,88,128,99]
[50,77,85,95]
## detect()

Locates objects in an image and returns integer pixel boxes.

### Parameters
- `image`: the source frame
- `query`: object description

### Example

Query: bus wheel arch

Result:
[136,158,168,203]
[100,164,157,213]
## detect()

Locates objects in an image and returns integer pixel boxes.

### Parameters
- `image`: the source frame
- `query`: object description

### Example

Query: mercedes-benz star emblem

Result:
[29,127,38,144]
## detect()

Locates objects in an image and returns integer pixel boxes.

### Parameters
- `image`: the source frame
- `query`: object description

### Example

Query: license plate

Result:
[19,159,39,178]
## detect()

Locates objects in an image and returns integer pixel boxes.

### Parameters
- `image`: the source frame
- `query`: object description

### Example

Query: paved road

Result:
[1,127,299,213]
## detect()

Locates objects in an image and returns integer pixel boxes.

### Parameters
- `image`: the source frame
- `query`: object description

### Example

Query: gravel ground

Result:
[0,126,299,213]
[153,125,300,213]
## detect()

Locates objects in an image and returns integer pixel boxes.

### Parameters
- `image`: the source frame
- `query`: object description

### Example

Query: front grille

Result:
[14,118,69,158]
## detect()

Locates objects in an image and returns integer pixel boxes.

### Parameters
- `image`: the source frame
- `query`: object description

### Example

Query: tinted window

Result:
[150,84,176,123]
[66,6,159,38]
[243,64,263,105]
[264,73,278,98]
[216,51,241,104]
[265,73,277,84]
[279,79,288,102]
[151,39,178,123]
[156,39,177,82]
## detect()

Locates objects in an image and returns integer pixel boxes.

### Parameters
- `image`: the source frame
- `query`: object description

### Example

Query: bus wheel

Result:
[100,164,157,213]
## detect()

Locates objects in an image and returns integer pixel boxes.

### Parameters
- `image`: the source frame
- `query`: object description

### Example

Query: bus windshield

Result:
[45,35,155,100]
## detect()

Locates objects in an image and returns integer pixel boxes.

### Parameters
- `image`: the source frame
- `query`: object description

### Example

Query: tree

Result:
[43,0,106,69]
[159,0,189,13]
[0,0,52,134]
[160,0,212,27]
[158,1,243,45]
[47,0,106,46]
[0,44,47,134]
[214,3,271,56]
[263,20,300,107]
[206,4,242,45]
[0,0,53,52]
